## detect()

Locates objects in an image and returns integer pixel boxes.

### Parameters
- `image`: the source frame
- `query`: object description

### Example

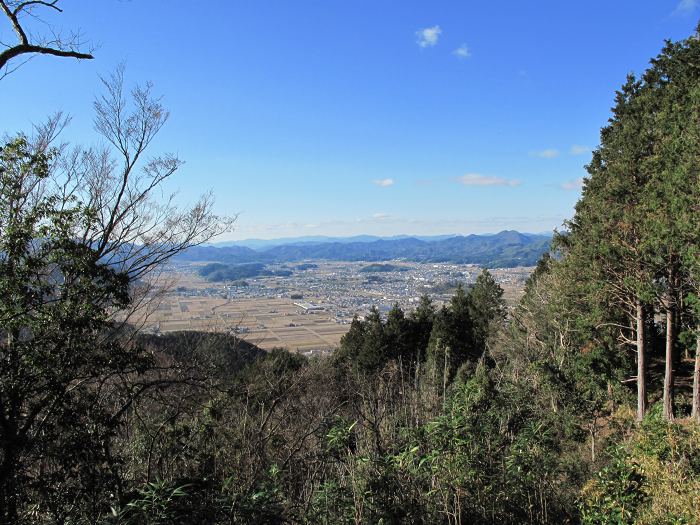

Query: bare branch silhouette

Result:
[0,0,93,77]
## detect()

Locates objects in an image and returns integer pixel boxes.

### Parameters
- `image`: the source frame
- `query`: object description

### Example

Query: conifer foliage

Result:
[562,27,700,422]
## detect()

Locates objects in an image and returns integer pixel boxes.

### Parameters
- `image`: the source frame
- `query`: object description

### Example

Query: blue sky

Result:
[2,1,699,240]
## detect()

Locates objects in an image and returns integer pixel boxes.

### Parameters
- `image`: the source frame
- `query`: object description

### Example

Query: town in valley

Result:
[138,260,534,355]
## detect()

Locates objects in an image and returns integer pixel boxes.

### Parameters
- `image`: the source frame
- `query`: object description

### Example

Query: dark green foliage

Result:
[410,366,574,523]
[115,479,192,524]
[336,281,499,379]
[138,331,265,381]
[468,269,506,352]
[198,262,290,281]
[294,263,318,270]
[408,295,436,362]
[427,285,478,380]
[355,307,390,372]
[336,305,429,374]
[580,448,646,525]
[358,264,407,273]
[0,137,147,522]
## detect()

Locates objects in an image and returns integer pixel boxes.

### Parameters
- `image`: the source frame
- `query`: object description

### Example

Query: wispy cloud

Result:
[453,44,471,59]
[569,145,589,155]
[372,212,391,221]
[531,148,560,159]
[416,25,441,48]
[372,178,395,187]
[674,0,698,14]
[457,173,520,187]
[560,178,584,191]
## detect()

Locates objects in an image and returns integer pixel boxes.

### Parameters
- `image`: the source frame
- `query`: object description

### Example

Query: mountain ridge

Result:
[211,233,467,250]
[177,230,552,268]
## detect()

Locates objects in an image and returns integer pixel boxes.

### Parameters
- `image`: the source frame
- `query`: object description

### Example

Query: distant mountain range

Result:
[177,230,552,268]
[212,234,462,250]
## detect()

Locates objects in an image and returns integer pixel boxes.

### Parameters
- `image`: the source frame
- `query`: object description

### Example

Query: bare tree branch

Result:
[0,0,93,75]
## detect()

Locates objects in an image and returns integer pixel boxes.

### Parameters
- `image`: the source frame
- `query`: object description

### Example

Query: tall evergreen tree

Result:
[408,295,436,362]
[468,268,507,353]
[561,74,660,422]
[638,35,700,420]
[427,285,477,383]
[385,303,409,362]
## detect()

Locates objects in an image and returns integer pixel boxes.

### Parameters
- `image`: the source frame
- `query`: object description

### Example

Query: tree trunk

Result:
[0,446,19,524]
[662,264,680,421]
[692,329,700,421]
[636,300,647,422]
[589,417,597,462]
[663,301,675,421]
[442,347,449,410]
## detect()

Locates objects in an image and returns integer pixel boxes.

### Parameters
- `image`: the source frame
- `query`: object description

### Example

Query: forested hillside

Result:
[197,262,293,282]
[2,3,700,524]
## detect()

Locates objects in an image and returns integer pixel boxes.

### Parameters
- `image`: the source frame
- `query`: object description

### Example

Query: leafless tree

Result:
[0,0,93,79]
[33,65,235,324]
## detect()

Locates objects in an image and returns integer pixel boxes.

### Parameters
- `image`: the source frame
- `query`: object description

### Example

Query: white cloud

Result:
[372,178,395,187]
[453,44,471,59]
[569,145,589,155]
[416,25,441,48]
[560,178,584,191]
[372,213,391,221]
[531,148,560,159]
[674,0,698,14]
[457,173,520,187]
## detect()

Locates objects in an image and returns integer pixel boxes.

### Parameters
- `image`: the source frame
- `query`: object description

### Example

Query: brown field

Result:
[137,295,349,353]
